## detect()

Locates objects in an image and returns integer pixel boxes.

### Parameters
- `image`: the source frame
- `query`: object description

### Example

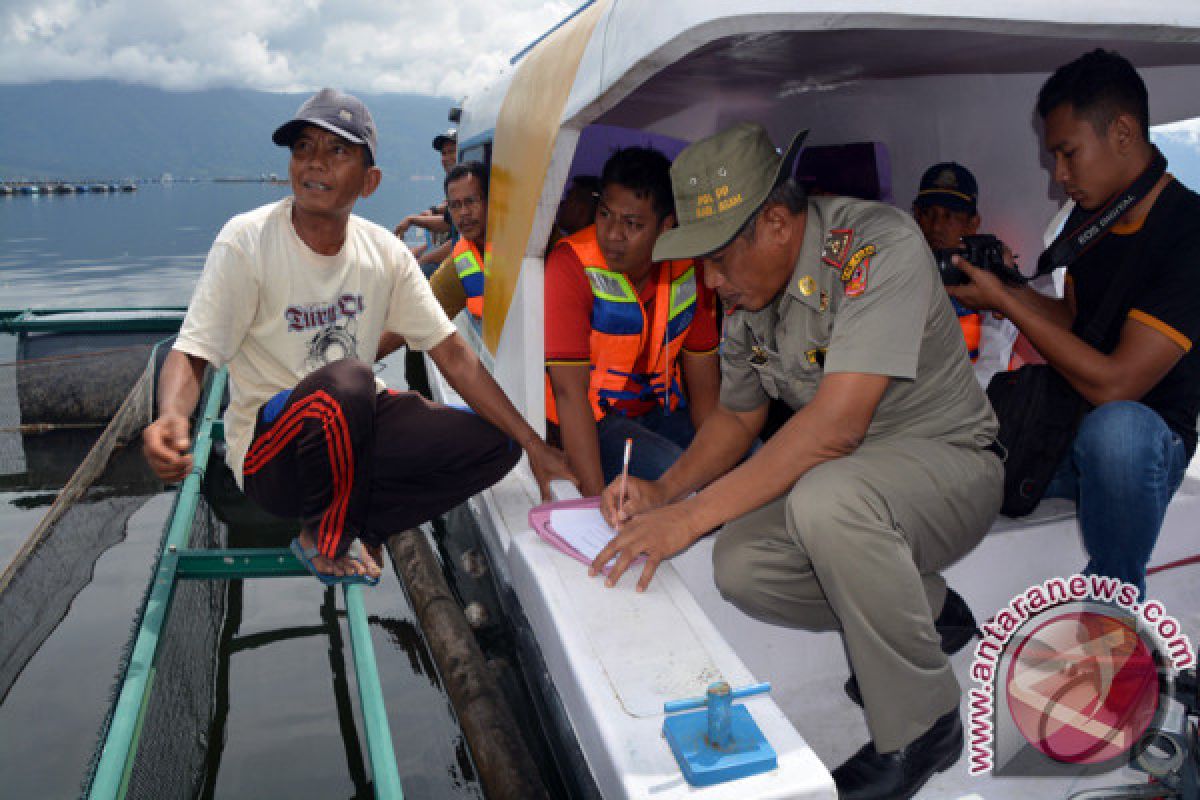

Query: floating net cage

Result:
[0,327,232,798]
[0,332,166,702]
[83,469,231,800]
[1,322,549,800]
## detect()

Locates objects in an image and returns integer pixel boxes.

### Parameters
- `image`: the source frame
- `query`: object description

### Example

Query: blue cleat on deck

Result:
[662,681,778,787]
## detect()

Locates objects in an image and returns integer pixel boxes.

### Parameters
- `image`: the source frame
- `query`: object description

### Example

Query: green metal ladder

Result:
[86,368,403,799]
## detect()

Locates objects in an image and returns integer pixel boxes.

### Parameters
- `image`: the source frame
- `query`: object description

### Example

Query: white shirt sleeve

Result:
[174,239,258,367]
[384,239,457,352]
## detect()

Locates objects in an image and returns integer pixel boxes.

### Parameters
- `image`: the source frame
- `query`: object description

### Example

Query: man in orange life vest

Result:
[440,161,489,321]
[408,160,490,325]
[379,160,488,390]
[913,162,1017,386]
[545,147,721,497]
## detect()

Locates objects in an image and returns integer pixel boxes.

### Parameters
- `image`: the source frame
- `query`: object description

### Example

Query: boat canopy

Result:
[460,0,1200,423]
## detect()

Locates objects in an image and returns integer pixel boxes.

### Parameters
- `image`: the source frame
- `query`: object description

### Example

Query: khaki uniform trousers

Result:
[713,437,1002,752]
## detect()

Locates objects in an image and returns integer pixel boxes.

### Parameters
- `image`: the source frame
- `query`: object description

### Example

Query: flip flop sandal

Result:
[290,538,380,587]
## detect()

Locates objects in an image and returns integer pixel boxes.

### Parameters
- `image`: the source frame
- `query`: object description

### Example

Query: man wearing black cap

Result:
[433,128,457,173]
[913,162,1017,386]
[143,89,573,585]
[590,122,1003,799]
[396,128,458,270]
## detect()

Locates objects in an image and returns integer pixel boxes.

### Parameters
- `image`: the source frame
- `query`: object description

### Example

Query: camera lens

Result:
[934,249,968,286]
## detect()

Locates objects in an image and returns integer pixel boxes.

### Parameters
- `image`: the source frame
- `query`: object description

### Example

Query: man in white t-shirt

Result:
[143,89,574,584]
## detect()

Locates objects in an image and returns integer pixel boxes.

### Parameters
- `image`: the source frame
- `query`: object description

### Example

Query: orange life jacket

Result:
[546,226,699,424]
[451,238,488,320]
[952,298,981,362]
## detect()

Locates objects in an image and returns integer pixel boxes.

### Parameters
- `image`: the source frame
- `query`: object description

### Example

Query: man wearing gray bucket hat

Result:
[146,88,574,587]
[592,122,1003,799]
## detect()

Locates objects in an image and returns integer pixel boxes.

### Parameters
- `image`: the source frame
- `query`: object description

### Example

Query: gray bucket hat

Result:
[273,88,378,165]
[652,122,807,262]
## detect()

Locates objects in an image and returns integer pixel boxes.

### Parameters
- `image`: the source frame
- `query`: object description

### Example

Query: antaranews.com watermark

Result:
[968,573,1195,777]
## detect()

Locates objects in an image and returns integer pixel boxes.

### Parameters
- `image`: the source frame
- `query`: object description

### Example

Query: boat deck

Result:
[430,345,1199,799]
[673,473,1200,799]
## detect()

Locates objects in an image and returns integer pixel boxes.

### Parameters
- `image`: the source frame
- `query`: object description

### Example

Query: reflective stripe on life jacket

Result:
[452,238,489,320]
[545,225,698,424]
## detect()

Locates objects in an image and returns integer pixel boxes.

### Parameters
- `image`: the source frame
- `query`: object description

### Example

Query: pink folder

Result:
[528,497,644,576]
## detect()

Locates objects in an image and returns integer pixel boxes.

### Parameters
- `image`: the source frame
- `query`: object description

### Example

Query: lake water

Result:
[0,180,439,309]
[0,180,522,799]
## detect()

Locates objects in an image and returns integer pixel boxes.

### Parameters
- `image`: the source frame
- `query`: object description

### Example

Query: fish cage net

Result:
[81,486,231,800]
[0,337,164,702]
[0,332,232,800]
[0,335,160,477]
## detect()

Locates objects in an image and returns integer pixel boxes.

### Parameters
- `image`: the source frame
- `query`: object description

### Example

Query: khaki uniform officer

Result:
[590,123,1003,800]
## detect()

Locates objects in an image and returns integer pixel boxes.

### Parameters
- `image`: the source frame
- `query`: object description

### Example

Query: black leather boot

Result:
[831,708,963,799]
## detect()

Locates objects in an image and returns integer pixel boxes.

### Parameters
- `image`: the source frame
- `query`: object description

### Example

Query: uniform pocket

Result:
[746,351,784,400]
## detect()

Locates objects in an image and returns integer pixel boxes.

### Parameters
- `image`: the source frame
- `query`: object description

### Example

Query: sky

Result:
[4,0,1200,164]
[1155,118,1200,148]
[1,0,574,97]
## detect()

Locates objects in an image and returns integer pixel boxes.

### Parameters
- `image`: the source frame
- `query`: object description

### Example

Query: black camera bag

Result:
[986,364,1086,516]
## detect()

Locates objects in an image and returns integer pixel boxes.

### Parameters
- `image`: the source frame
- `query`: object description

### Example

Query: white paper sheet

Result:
[549,507,618,561]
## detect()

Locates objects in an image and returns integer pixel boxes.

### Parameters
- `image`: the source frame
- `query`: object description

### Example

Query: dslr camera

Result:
[934,233,1025,286]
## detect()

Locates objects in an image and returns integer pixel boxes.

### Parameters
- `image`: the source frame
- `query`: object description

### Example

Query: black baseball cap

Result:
[273,88,378,166]
[433,128,457,151]
[914,162,978,215]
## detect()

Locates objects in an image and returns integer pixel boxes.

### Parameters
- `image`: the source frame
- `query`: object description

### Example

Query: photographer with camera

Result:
[913,162,1018,387]
[948,50,1200,598]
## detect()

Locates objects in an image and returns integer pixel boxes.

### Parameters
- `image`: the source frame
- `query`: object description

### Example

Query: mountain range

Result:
[0,81,456,181]
[3,80,1199,195]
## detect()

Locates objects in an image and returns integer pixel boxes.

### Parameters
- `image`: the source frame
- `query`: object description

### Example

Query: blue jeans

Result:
[596,410,696,484]
[1044,401,1189,598]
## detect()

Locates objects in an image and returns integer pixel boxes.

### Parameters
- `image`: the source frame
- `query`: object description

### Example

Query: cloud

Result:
[1152,117,1200,148]
[0,0,573,96]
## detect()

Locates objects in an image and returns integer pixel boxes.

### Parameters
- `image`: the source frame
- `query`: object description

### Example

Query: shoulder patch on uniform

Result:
[840,244,877,283]
[844,256,870,298]
[822,228,854,269]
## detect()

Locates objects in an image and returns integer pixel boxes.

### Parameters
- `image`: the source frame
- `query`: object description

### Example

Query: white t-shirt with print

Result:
[175,197,456,484]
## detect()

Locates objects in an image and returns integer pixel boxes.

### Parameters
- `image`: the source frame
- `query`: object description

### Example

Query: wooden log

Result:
[387,528,551,800]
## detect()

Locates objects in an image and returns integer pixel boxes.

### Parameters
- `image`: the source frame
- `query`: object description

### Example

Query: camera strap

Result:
[1036,146,1168,276]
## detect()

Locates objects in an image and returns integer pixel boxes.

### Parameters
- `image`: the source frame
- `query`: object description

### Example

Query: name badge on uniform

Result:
[750,344,769,365]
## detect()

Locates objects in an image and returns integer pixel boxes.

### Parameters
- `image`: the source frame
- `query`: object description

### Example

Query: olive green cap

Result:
[652,123,808,262]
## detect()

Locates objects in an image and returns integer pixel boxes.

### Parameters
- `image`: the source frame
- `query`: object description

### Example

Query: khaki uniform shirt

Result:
[719,196,997,448]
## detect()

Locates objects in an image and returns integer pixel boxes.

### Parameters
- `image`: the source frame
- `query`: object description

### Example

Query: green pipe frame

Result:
[0,306,186,333]
[87,367,403,799]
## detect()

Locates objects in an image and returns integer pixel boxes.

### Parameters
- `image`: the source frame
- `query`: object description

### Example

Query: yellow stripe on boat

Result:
[483,0,609,353]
